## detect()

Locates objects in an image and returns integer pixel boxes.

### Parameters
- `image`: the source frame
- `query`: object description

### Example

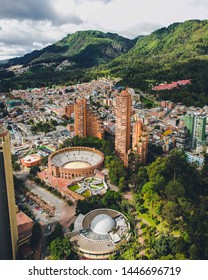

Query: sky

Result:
[0,0,207,60]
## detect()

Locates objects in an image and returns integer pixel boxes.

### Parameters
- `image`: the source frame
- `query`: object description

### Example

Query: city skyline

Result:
[0,0,208,60]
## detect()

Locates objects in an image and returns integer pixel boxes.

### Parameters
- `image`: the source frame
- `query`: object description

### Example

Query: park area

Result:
[68,177,108,198]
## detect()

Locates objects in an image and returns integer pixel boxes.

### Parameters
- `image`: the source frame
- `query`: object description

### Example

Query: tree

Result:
[147,157,167,192]
[49,237,71,260]
[147,143,163,163]
[50,119,58,126]
[151,234,176,259]
[12,162,21,171]
[200,153,208,194]
[101,190,122,209]
[41,156,48,166]
[135,166,148,192]
[76,199,99,215]
[175,253,187,260]
[7,125,12,131]
[189,244,199,260]
[118,176,127,192]
[161,201,181,228]
[141,182,162,215]
[13,175,24,190]
[127,152,141,174]
[165,149,188,181]
[46,222,64,245]
[30,222,41,248]
[164,180,185,201]
[108,157,126,186]
[29,166,41,176]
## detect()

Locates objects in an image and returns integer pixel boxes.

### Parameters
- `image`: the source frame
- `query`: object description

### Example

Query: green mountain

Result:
[0,20,208,106]
[106,20,208,86]
[1,30,135,68]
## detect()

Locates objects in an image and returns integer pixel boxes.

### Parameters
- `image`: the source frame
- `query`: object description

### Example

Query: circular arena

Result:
[48,147,104,179]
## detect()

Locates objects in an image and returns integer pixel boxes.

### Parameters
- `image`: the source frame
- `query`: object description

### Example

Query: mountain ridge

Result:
[0,19,208,105]
[0,30,135,68]
[102,19,208,92]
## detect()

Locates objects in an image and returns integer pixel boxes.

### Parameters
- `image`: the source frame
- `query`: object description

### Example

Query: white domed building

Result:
[70,209,131,259]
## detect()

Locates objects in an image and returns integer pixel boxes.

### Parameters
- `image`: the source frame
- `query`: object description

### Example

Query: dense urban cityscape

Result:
[0,76,208,260]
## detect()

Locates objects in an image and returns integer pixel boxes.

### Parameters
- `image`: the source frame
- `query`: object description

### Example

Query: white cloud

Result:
[0,0,207,59]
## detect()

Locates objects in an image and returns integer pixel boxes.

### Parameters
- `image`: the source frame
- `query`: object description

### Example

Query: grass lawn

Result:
[138,213,156,227]
[90,184,103,189]
[85,178,92,183]
[82,190,91,198]
[69,185,80,191]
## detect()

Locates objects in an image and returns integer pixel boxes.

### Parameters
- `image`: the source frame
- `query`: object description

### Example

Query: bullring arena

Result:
[48,147,104,179]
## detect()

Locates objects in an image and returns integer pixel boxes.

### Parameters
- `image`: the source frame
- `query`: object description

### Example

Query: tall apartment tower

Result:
[193,115,206,146]
[115,89,132,166]
[0,127,18,259]
[86,110,103,139]
[136,134,148,164]
[64,103,74,118]
[74,98,87,137]
[132,121,143,148]
[74,98,104,139]
[132,121,148,164]
[183,113,206,147]
[175,127,190,150]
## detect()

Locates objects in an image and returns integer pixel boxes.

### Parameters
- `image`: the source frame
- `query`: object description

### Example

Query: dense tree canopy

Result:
[131,149,208,260]
[49,237,71,260]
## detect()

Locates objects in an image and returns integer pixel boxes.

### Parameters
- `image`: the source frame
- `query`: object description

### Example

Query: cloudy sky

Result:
[0,0,207,60]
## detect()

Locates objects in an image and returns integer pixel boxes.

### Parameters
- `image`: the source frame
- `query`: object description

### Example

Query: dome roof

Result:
[91,214,116,234]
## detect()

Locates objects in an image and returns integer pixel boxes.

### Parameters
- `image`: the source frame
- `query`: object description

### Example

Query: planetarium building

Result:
[70,208,131,259]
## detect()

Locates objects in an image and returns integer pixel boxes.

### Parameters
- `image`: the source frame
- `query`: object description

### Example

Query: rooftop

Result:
[21,154,41,164]
[16,211,34,241]
[70,209,131,259]
[91,214,116,235]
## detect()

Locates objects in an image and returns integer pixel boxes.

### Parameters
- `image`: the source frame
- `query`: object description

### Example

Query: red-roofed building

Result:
[16,210,34,247]
[153,79,191,91]
[177,79,191,85]
[16,210,34,259]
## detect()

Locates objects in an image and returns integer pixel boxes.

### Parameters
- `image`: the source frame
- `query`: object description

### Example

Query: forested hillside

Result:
[0,20,208,106]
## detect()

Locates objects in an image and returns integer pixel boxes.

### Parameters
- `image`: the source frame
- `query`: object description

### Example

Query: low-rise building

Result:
[186,152,205,167]
[20,154,42,167]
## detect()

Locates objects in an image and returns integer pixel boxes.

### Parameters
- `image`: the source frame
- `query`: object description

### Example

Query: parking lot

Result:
[24,179,76,231]
[16,193,49,224]
[15,172,76,233]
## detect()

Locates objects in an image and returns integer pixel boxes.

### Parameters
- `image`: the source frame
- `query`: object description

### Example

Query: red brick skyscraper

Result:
[115,89,132,166]
[64,103,74,118]
[132,120,148,164]
[132,120,143,148]
[74,98,103,139]
[74,98,87,137]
